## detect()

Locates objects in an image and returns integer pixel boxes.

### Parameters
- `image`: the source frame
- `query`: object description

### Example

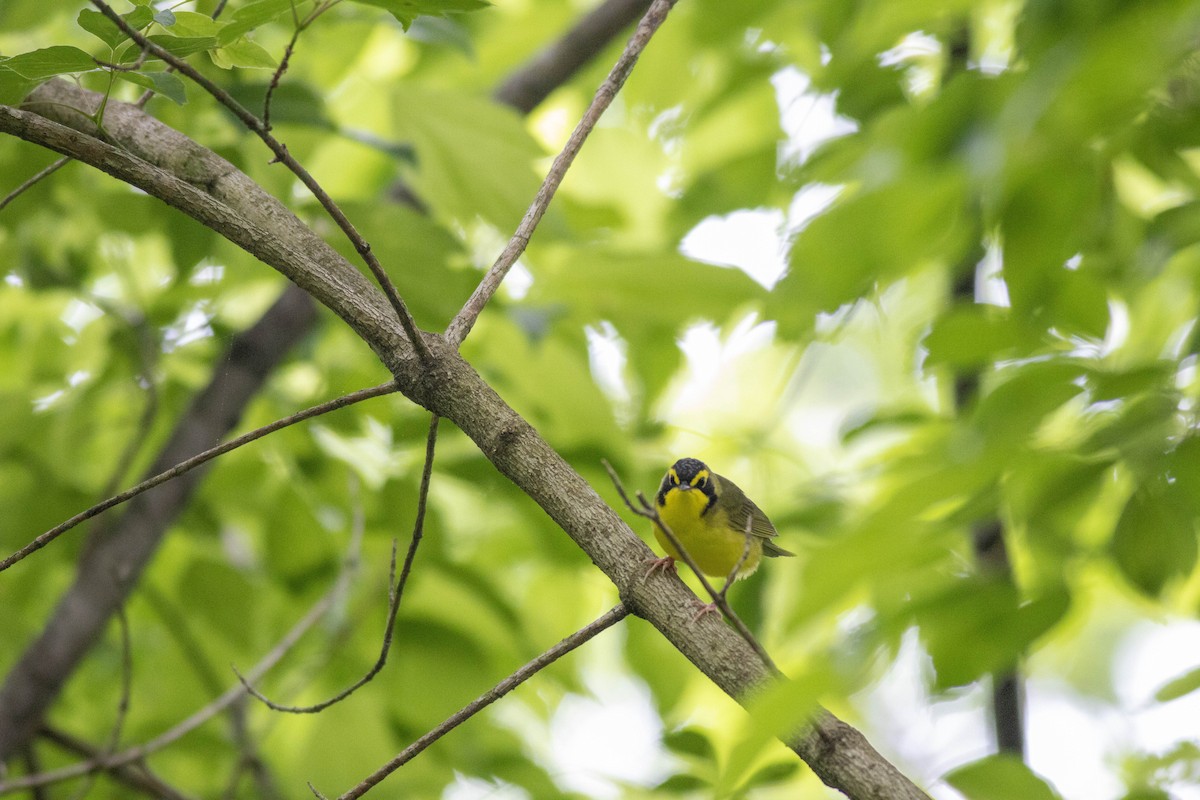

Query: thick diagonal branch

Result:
[90,0,429,361]
[0,0,655,765]
[0,9,931,794]
[0,83,930,800]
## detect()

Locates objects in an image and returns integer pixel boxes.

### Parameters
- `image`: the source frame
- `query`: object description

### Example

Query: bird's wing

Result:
[718,473,795,558]
[716,474,777,539]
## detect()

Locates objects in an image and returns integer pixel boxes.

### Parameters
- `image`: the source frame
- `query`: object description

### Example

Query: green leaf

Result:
[662,728,715,761]
[1001,160,1100,314]
[743,761,800,790]
[0,66,37,104]
[524,250,765,401]
[655,774,710,793]
[1,46,95,80]
[467,316,620,448]
[1153,665,1200,703]
[330,203,473,327]
[143,34,220,59]
[226,81,333,130]
[124,5,155,29]
[115,69,187,105]
[179,559,258,648]
[389,85,541,228]
[219,0,295,45]
[840,408,938,443]
[153,8,176,26]
[211,40,277,70]
[1079,391,1181,460]
[77,8,127,49]
[973,361,1086,448]
[771,170,971,333]
[1087,364,1175,403]
[1121,791,1173,800]
[160,10,220,37]
[405,16,475,56]
[945,756,1063,800]
[915,579,1070,688]
[717,665,834,795]
[1112,478,1198,596]
[349,0,490,30]
[924,305,1038,369]
[1049,268,1109,339]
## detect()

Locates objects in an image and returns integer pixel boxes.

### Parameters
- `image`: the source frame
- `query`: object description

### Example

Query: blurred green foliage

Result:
[4,0,1200,798]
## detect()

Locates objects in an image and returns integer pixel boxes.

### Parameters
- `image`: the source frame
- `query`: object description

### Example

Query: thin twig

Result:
[444,0,680,347]
[0,525,366,796]
[263,29,300,131]
[601,460,779,675]
[87,304,161,515]
[94,47,151,72]
[133,0,234,108]
[39,728,196,800]
[223,696,283,800]
[326,603,631,800]
[0,157,71,212]
[89,0,431,364]
[65,604,133,800]
[16,748,47,800]
[721,516,755,597]
[236,413,441,713]
[0,381,396,573]
[263,1,338,130]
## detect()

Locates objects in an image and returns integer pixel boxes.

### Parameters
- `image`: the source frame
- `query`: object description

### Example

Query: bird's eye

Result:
[696,476,706,488]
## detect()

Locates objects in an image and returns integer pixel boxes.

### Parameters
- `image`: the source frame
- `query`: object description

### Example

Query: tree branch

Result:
[0,381,395,573]
[235,414,439,713]
[39,728,196,800]
[0,0,658,768]
[0,156,70,211]
[493,0,653,114]
[328,604,631,799]
[0,522,364,795]
[0,285,319,761]
[953,262,1026,758]
[445,0,680,347]
[89,0,431,362]
[0,8,933,797]
[0,80,931,800]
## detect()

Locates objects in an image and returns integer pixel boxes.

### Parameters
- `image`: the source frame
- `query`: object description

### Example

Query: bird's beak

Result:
[678,483,692,491]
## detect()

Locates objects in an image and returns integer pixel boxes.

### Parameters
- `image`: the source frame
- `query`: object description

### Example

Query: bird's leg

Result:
[691,575,735,622]
[692,519,754,622]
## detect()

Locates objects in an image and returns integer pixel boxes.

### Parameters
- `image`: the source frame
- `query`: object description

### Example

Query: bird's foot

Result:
[642,556,676,582]
[690,601,721,622]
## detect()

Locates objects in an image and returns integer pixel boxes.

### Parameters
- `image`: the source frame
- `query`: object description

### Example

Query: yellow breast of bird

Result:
[654,487,763,579]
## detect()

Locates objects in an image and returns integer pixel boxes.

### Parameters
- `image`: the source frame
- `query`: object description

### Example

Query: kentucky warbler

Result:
[650,457,794,579]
